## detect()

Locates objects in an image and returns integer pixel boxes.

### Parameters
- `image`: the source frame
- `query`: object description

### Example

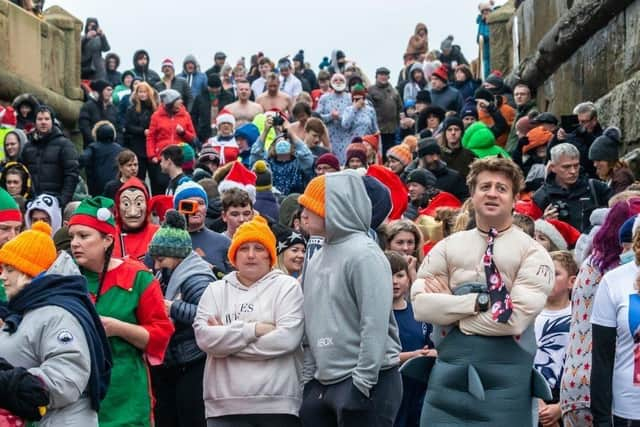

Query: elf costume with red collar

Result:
[69,197,173,427]
[113,177,160,262]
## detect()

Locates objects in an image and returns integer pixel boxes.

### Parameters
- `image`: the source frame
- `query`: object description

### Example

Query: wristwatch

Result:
[475,293,490,312]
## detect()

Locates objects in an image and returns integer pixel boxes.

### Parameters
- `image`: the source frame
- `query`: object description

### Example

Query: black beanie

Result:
[96,122,116,142]
[407,168,437,188]
[417,137,441,157]
[207,74,222,88]
[362,176,392,229]
[443,116,464,131]
[589,127,622,162]
[474,87,493,103]
[91,79,112,94]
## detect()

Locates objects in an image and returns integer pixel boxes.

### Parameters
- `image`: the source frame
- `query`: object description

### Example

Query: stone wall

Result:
[490,0,640,144]
[0,1,83,126]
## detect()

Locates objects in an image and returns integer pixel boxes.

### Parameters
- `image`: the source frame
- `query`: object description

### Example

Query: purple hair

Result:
[592,197,640,272]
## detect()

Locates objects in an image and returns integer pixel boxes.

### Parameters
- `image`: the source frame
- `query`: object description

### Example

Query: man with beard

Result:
[403,168,461,221]
[256,73,293,116]
[225,79,264,126]
[113,176,160,262]
[415,137,469,201]
[129,49,161,86]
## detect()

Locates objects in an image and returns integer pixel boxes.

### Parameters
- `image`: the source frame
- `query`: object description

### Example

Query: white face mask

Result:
[620,250,635,265]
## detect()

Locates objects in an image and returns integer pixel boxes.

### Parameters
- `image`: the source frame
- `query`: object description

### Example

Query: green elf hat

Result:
[0,187,21,223]
[68,196,116,236]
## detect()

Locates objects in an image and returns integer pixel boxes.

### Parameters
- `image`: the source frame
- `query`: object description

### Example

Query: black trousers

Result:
[136,158,148,184]
[299,367,402,427]
[206,414,301,427]
[614,416,640,427]
[151,358,206,427]
[380,133,397,160]
[147,161,169,195]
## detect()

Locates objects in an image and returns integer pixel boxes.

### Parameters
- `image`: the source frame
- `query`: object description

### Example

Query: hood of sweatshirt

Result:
[132,49,151,73]
[165,251,214,300]
[182,54,200,73]
[408,62,425,84]
[224,268,286,291]
[325,170,372,244]
[25,193,62,235]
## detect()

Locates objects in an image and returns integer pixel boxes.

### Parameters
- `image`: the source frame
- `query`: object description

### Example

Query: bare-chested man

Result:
[225,79,264,126]
[256,73,293,115]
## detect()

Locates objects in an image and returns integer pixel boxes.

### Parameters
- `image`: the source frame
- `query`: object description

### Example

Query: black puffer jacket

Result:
[21,127,79,207]
[190,88,234,141]
[124,103,154,160]
[78,98,119,148]
[532,173,612,232]
[430,160,469,201]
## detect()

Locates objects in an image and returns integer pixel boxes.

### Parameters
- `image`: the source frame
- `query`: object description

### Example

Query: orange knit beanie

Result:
[0,221,57,277]
[298,175,326,218]
[227,215,277,267]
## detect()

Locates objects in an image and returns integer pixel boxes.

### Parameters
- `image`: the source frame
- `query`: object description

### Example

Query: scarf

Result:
[2,274,112,411]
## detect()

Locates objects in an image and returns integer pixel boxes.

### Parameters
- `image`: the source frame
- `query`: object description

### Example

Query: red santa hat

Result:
[366,165,408,221]
[216,109,236,128]
[217,161,257,203]
[534,218,581,250]
[0,105,17,128]
[514,200,543,220]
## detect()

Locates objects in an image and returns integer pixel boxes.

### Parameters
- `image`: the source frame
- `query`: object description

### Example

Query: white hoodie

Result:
[194,269,304,418]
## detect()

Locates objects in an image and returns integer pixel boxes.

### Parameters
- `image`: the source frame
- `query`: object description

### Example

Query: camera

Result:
[552,201,570,221]
[178,199,199,215]
[272,114,285,127]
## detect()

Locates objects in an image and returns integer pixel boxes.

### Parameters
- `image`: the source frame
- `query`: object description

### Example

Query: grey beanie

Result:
[159,89,182,106]
[589,127,621,161]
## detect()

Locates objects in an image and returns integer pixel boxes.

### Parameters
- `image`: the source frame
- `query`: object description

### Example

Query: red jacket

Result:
[146,105,195,160]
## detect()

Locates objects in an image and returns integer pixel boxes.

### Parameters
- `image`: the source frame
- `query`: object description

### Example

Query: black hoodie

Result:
[129,49,160,86]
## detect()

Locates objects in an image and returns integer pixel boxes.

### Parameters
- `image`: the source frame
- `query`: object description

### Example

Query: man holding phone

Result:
[173,181,232,273]
[546,102,603,179]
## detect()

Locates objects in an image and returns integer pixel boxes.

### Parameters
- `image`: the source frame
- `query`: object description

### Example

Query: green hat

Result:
[149,210,192,259]
[68,196,116,236]
[462,121,511,159]
[0,187,21,223]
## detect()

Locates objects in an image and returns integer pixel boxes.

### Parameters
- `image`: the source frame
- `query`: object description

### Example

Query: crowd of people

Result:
[0,3,638,427]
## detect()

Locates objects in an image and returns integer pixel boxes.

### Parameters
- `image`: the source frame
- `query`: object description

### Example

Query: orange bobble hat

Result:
[298,175,326,218]
[387,144,413,166]
[523,126,554,154]
[227,215,277,267]
[0,221,57,277]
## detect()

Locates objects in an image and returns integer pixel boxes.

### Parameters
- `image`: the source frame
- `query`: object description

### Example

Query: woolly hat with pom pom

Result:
[0,221,57,277]
[149,209,192,259]
[252,160,272,192]
[589,127,622,162]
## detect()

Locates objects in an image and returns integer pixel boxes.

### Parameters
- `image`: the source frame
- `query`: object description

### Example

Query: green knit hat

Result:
[68,196,116,236]
[0,187,21,223]
[149,210,192,259]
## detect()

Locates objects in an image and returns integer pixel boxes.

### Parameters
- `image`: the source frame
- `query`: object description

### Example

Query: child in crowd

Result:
[387,251,434,427]
[535,250,577,427]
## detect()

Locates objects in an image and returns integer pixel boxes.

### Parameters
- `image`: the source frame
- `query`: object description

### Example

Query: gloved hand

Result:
[0,368,49,421]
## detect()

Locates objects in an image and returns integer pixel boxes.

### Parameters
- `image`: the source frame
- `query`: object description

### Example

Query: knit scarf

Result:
[2,274,112,411]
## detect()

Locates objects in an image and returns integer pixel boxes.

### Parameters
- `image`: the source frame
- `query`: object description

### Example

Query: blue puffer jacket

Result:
[161,251,214,367]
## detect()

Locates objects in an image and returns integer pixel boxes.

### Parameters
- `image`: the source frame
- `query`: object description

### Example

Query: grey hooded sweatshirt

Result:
[301,170,401,397]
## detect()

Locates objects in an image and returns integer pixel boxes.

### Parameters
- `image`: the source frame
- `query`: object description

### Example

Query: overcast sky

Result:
[53,0,507,80]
